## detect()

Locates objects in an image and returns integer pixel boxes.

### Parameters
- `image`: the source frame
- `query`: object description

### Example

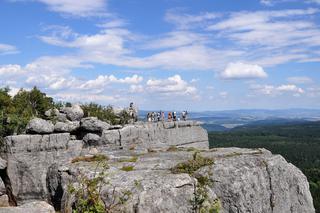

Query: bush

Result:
[171,152,214,175]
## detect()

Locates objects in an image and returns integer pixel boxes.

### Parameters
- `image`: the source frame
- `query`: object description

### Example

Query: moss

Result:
[224,152,243,158]
[121,165,135,172]
[186,147,198,152]
[71,154,109,163]
[171,152,214,175]
[208,199,221,213]
[118,156,138,163]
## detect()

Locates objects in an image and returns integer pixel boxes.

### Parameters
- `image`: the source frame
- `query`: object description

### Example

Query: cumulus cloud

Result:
[287,76,314,84]
[221,62,267,79]
[80,74,143,90]
[0,43,19,55]
[0,64,25,76]
[146,75,197,96]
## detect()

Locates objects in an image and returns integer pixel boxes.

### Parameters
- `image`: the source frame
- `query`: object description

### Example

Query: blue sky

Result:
[0,0,319,111]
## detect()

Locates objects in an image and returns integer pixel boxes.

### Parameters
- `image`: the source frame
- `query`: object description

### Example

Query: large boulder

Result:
[60,105,84,121]
[0,201,55,213]
[45,109,68,122]
[26,118,54,134]
[54,121,80,133]
[83,133,101,146]
[80,117,111,132]
[46,148,314,213]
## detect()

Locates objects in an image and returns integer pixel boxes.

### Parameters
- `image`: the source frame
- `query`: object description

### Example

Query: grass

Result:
[118,156,138,163]
[121,165,135,172]
[71,154,109,163]
[171,152,214,175]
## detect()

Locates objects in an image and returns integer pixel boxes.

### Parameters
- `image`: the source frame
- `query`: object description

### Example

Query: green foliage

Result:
[82,103,118,125]
[171,152,214,175]
[208,121,320,213]
[71,154,109,164]
[118,156,138,163]
[0,86,53,137]
[69,161,109,213]
[69,159,132,213]
[121,165,135,172]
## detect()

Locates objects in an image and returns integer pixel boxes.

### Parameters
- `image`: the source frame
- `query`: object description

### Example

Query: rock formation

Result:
[0,105,315,212]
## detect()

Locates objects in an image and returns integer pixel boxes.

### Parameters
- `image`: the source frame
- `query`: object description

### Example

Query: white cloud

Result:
[146,75,197,96]
[250,84,304,96]
[33,0,107,17]
[39,27,133,56]
[0,43,19,55]
[260,0,273,6]
[129,85,144,93]
[0,64,24,76]
[287,76,314,84]
[207,8,320,66]
[221,62,267,79]
[80,74,143,90]
[144,31,208,50]
[165,10,218,29]
[260,0,320,6]
[219,91,228,98]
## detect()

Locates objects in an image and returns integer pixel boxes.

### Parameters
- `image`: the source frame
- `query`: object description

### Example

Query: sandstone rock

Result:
[0,201,55,213]
[0,121,315,213]
[54,121,80,133]
[118,122,209,150]
[80,117,111,132]
[26,118,54,134]
[195,148,315,213]
[101,129,120,145]
[0,158,6,170]
[0,195,9,207]
[60,104,84,121]
[46,148,315,213]
[83,133,101,146]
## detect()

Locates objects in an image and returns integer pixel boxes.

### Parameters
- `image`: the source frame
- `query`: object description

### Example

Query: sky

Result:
[0,0,319,111]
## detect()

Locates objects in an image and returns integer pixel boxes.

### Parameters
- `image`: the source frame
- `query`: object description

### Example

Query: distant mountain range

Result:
[140,109,320,132]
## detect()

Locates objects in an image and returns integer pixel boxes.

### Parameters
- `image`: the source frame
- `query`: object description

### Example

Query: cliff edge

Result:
[0,115,315,212]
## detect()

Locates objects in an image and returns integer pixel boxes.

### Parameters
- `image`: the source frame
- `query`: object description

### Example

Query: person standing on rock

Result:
[161,111,165,122]
[168,112,172,121]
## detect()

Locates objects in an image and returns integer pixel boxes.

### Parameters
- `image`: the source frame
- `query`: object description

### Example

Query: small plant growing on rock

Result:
[68,158,133,213]
[71,154,109,164]
[118,156,138,163]
[171,152,214,175]
[121,165,135,172]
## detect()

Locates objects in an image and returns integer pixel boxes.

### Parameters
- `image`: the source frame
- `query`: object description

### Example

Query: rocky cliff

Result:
[0,108,315,212]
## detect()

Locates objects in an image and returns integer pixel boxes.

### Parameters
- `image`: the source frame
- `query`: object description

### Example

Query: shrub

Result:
[171,152,214,175]
[121,166,134,172]
[71,154,109,163]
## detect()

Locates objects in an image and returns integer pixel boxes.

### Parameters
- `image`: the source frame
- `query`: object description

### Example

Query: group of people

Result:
[146,111,188,122]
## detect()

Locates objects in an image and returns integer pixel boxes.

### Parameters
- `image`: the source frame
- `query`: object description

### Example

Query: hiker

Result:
[173,111,177,121]
[168,112,172,121]
[181,111,188,121]
[161,111,165,121]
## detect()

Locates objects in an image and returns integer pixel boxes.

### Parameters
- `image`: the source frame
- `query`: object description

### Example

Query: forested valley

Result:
[209,122,320,212]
